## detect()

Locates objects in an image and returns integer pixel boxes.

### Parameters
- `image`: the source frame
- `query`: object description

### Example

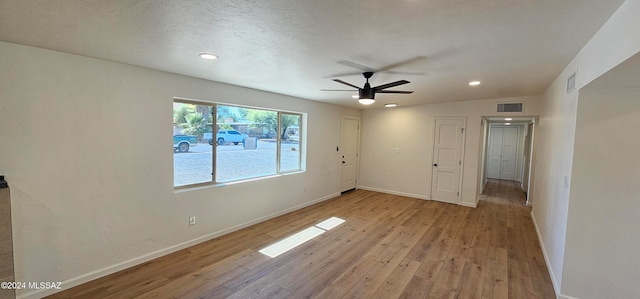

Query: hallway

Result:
[482,179,528,206]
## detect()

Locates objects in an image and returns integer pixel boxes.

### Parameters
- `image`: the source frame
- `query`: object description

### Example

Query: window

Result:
[279,113,301,172]
[173,102,213,187]
[173,100,303,187]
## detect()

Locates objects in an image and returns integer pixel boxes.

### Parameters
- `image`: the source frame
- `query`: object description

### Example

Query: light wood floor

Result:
[48,180,555,298]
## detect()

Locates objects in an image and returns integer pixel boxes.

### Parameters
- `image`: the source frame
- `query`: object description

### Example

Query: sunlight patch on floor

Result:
[315,216,346,230]
[259,217,345,258]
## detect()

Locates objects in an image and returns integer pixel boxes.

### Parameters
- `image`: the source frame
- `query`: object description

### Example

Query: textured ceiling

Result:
[0,0,625,108]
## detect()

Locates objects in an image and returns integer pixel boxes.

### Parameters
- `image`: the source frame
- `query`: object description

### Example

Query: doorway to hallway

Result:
[479,117,536,205]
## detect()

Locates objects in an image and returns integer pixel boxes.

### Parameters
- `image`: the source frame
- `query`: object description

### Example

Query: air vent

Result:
[497,102,523,113]
[567,72,576,93]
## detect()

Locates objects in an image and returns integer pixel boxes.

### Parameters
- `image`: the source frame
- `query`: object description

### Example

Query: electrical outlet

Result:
[189,216,196,226]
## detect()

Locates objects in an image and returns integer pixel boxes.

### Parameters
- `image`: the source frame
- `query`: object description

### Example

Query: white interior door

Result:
[488,127,504,179]
[500,127,519,180]
[340,116,359,192]
[487,126,519,180]
[431,118,465,204]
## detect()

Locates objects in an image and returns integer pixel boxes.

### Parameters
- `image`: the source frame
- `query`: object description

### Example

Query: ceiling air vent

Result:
[567,72,576,93]
[497,102,524,113]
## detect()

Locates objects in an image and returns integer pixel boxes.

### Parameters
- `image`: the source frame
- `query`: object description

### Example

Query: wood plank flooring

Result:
[48,179,555,298]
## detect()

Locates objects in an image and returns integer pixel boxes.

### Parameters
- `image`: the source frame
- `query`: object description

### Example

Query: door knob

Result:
[433,163,438,166]
[342,161,346,164]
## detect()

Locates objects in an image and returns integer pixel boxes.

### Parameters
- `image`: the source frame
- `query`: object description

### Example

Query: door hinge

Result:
[459,161,461,165]
[457,192,460,196]
[356,153,359,157]
[461,128,465,133]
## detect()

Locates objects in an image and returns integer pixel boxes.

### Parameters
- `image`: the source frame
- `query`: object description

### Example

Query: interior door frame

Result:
[478,116,538,206]
[430,117,467,204]
[521,123,533,189]
[340,115,361,192]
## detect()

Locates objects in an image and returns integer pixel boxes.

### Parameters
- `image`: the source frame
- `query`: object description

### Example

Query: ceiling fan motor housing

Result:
[359,87,375,99]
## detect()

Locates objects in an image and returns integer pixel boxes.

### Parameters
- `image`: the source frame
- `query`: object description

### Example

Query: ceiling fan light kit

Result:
[358,99,375,105]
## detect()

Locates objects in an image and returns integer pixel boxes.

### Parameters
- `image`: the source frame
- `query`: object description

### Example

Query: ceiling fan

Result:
[322,71,414,105]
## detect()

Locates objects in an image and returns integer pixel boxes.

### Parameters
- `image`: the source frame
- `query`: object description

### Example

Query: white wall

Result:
[531,0,640,296]
[0,41,360,298]
[358,95,540,207]
[531,78,578,291]
[562,88,640,299]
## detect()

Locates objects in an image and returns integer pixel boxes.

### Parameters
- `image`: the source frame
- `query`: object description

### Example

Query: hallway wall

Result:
[531,0,640,296]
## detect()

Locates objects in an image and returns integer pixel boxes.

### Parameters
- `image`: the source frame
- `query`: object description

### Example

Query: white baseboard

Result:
[357,185,430,200]
[530,211,561,299]
[19,192,340,299]
[357,186,480,208]
[458,201,477,208]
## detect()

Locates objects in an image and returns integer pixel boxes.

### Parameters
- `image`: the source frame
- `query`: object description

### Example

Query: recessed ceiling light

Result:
[352,95,359,99]
[199,53,218,60]
[505,123,511,125]
[358,99,375,105]
[469,81,481,86]
[384,103,398,108]
[505,118,513,121]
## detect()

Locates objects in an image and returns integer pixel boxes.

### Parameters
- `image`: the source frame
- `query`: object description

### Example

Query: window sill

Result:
[174,170,304,194]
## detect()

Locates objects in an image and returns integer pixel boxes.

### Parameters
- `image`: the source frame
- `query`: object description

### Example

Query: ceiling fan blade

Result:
[326,70,424,78]
[374,80,410,90]
[321,89,358,92]
[377,90,414,94]
[337,60,375,72]
[324,71,364,78]
[381,71,426,76]
[332,79,361,89]
[376,56,427,73]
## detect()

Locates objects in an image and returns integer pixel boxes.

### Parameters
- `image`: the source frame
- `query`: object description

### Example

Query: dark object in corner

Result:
[0,175,7,189]
[341,188,355,194]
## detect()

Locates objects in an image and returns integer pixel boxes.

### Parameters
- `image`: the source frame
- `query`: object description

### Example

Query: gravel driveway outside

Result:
[174,140,300,186]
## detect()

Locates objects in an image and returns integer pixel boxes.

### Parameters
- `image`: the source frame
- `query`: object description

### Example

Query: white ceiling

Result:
[0,0,625,108]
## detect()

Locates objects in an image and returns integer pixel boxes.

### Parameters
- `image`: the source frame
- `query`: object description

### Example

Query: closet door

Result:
[487,126,519,180]
[500,127,519,180]
[488,127,504,179]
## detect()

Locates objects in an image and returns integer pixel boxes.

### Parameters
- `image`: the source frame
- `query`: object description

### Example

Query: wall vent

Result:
[567,72,576,93]
[497,102,524,113]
